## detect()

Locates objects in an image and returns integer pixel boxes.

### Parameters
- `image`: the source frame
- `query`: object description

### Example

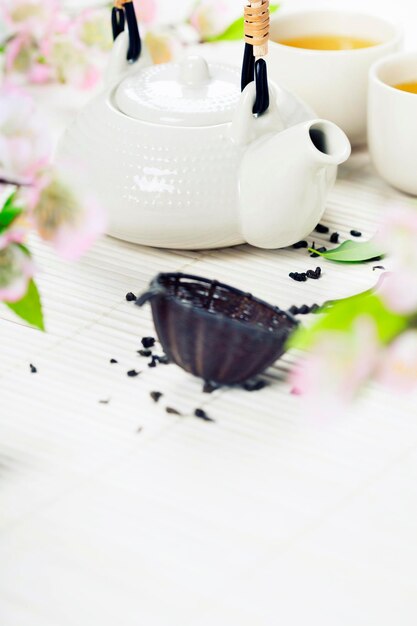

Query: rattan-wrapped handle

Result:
[244,0,270,57]
[114,0,132,8]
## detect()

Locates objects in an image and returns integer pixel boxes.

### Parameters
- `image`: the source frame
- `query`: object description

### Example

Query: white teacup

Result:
[268,10,402,146]
[369,52,417,195]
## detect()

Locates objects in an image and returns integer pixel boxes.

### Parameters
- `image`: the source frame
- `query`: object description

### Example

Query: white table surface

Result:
[2,1,417,624]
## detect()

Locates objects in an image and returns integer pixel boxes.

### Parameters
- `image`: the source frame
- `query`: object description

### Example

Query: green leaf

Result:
[288,291,407,352]
[309,237,386,263]
[0,192,22,231]
[5,279,45,331]
[207,4,279,42]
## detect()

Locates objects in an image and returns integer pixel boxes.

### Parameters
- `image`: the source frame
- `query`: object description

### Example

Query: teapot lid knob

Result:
[179,55,210,87]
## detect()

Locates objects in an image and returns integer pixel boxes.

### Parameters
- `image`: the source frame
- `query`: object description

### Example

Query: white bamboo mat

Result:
[2,54,417,626]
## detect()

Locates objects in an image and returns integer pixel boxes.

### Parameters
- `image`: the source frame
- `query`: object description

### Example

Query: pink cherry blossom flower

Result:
[32,172,106,261]
[27,62,54,84]
[46,34,100,90]
[1,0,59,41]
[133,0,157,25]
[377,206,417,314]
[144,30,182,65]
[0,86,51,183]
[4,33,54,86]
[189,0,232,40]
[74,8,113,52]
[0,243,34,302]
[0,218,28,250]
[377,331,417,393]
[290,316,380,412]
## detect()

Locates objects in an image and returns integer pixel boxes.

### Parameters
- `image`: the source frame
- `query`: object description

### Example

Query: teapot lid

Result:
[114,55,241,126]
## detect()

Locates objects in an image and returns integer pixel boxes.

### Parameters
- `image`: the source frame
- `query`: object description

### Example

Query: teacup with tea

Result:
[267,11,403,145]
[369,52,417,195]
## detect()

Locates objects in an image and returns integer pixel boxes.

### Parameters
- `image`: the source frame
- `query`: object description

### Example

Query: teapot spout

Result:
[238,119,351,249]
[308,119,352,166]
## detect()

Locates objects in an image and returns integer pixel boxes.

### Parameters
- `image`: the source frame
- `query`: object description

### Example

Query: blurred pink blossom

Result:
[2,0,59,40]
[144,30,182,64]
[290,316,380,411]
[74,8,113,51]
[0,86,51,183]
[189,0,229,39]
[45,34,101,89]
[377,331,417,393]
[0,243,34,302]
[377,206,417,314]
[32,174,106,261]
[0,210,28,249]
[133,0,157,25]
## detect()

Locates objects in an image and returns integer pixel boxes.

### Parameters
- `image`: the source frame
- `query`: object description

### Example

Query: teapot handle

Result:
[105,29,152,87]
[111,1,141,63]
[230,81,285,146]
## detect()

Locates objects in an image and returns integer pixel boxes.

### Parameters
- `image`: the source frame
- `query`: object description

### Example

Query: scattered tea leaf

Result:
[150,391,163,403]
[166,407,182,416]
[141,336,155,348]
[194,408,215,422]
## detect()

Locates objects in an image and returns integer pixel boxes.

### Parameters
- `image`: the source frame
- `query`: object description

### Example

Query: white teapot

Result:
[57,33,351,249]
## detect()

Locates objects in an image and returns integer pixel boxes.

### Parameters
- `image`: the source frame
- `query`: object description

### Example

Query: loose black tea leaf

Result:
[289,303,321,316]
[148,354,169,368]
[125,292,136,301]
[141,336,155,349]
[289,272,307,282]
[306,267,321,280]
[150,391,163,403]
[127,369,140,377]
[292,240,308,249]
[350,230,362,237]
[310,246,327,258]
[166,407,182,415]
[110,358,118,364]
[29,363,37,373]
[194,408,215,422]
[138,349,152,357]
[315,224,329,234]
[330,232,339,244]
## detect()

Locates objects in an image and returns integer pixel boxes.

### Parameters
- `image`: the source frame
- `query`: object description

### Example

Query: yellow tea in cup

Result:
[278,35,378,51]
[394,81,417,94]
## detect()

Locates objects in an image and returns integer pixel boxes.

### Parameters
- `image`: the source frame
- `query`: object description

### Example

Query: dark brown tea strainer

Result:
[136,273,298,385]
